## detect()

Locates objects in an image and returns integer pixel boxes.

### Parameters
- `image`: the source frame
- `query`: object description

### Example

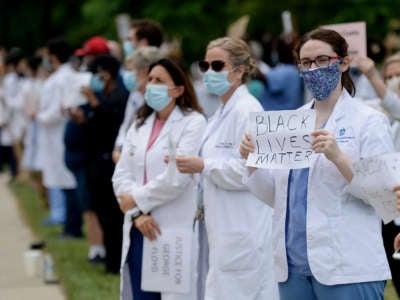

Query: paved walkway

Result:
[0,175,65,300]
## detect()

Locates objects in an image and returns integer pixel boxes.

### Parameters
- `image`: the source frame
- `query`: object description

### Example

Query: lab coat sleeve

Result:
[36,83,64,125]
[3,76,23,109]
[243,168,276,208]
[114,96,135,149]
[203,154,249,191]
[132,114,207,214]
[345,112,395,202]
[202,106,254,191]
[381,89,400,121]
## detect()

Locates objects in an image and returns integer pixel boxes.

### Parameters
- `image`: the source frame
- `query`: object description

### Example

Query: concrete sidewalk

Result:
[0,174,65,300]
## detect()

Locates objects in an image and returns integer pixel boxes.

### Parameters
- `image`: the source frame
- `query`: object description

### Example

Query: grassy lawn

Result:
[11,180,119,300]
[10,179,400,299]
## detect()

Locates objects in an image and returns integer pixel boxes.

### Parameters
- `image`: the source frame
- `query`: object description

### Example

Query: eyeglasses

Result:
[198,60,226,72]
[298,55,341,70]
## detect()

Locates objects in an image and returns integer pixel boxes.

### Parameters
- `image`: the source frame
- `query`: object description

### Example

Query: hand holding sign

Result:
[311,129,342,163]
[134,215,161,241]
[246,109,316,169]
[239,131,254,160]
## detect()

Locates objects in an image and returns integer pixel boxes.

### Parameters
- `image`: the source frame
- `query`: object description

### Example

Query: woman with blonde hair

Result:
[175,37,278,300]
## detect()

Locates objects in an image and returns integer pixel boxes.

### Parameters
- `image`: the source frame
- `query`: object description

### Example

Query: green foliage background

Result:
[1,0,399,63]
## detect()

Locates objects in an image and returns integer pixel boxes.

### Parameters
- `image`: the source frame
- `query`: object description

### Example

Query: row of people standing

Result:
[113,27,400,300]
[112,37,278,299]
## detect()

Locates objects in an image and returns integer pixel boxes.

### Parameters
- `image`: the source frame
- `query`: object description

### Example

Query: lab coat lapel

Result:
[151,106,184,149]
[309,90,349,176]
[137,113,155,155]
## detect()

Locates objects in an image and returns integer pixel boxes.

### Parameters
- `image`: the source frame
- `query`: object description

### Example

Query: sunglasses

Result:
[198,60,226,72]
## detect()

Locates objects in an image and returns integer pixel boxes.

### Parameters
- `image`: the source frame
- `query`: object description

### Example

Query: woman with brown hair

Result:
[240,28,393,300]
[112,58,206,300]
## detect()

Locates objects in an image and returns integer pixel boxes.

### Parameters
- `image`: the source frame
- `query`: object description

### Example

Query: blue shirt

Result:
[261,64,304,111]
[285,168,312,275]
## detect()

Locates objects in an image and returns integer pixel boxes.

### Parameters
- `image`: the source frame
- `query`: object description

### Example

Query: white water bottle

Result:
[43,253,58,284]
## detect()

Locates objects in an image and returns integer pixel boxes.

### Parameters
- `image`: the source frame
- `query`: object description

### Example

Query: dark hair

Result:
[89,54,120,79]
[47,38,72,64]
[27,56,42,73]
[294,28,355,96]
[136,58,202,128]
[5,47,25,66]
[132,19,164,47]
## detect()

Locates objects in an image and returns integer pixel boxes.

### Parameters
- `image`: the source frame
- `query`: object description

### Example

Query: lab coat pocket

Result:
[216,232,257,272]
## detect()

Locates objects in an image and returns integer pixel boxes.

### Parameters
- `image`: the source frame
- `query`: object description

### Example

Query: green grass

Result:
[11,180,119,300]
[10,180,400,299]
[385,280,398,300]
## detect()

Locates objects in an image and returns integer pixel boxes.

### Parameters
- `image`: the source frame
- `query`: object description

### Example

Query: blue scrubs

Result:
[280,168,386,300]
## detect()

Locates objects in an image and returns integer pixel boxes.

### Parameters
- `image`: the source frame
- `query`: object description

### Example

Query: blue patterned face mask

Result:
[144,84,173,112]
[300,60,342,101]
[90,74,105,92]
[203,70,232,96]
[122,71,138,91]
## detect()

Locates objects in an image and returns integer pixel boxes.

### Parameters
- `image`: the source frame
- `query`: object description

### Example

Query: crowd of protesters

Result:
[2,15,400,300]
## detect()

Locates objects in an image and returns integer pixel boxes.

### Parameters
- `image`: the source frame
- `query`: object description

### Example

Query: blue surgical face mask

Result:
[144,84,173,112]
[122,71,138,92]
[203,70,232,96]
[123,41,135,57]
[42,57,53,72]
[300,60,341,101]
[90,74,105,93]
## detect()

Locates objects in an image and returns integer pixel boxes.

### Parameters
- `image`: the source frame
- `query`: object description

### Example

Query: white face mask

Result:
[386,76,400,96]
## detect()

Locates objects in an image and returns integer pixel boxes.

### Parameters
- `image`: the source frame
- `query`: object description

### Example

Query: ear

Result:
[339,56,351,72]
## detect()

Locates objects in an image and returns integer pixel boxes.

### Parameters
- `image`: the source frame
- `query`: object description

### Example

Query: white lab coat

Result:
[245,90,393,285]
[2,72,27,144]
[112,107,207,300]
[201,85,278,300]
[36,64,75,189]
[21,78,43,171]
[114,91,144,150]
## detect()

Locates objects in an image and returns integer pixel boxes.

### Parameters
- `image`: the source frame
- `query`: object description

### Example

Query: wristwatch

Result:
[130,208,142,221]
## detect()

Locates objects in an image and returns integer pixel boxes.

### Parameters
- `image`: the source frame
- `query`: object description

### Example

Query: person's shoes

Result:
[88,255,106,265]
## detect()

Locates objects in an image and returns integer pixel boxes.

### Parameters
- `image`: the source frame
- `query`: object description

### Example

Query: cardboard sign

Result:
[141,228,192,293]
[246,109,316,169]
[322,21,367,66]
[352,153,400,224]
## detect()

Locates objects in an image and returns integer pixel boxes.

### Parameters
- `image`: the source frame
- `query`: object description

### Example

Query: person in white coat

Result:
[175,37,278,300]
[1,48,27,180]
[113,46,163,163]
[112,58,206,300]
[240,28,393,300]
[37,39,76,227]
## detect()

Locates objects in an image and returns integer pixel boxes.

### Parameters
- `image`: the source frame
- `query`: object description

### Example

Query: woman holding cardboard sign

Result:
[112,58,206,300]
[240,28,394,300]
[174,37,278,300]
